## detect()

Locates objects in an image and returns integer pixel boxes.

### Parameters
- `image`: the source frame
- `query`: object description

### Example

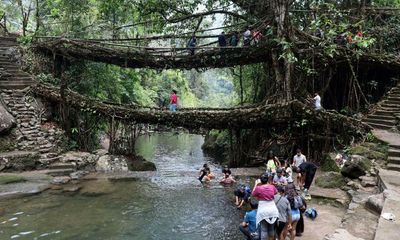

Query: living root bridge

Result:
[32,83,370,135]
[33,38,272,70]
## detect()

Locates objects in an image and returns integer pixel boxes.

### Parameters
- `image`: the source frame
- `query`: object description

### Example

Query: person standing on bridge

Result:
[243,27,252,46]
[218,31,227,48]
[187,35,197,55]
[169,90,178,112]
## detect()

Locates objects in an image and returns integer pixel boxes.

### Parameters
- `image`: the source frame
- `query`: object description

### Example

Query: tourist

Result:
[285,179,305,240]
[273,168,288,186]
[243,27,252,46]
[314,93,322,110]
[229,31,239,46]
[239,200,259,240]
[284,159,293,179]
[252,29,263,45]
[251,173,279,240]
[220,172,236,184]
[198,163,210,182]
[222,165,232,177]
[218,31,227,48]
[234,185,251,209]
[265,150,281,174]
[292,149,306,189]
[169,90,178,112]
[274,186,292,240]
[187,35,197,55]
[293,161,317,198]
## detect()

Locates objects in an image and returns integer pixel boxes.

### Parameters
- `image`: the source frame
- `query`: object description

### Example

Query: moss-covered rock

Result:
[126,155,156,171]
[0,130,17,152]
[315,171,346,188]
[348,144,387,161]
[0,151,40,171]
[321,154,340,172]
[202,130,229,162]
[0,175,26,184]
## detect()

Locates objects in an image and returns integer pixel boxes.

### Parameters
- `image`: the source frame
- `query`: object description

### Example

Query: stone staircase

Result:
[363,82,400,130]
[364,82,400,171]
[387,144,400,171]
[0,36,74,176]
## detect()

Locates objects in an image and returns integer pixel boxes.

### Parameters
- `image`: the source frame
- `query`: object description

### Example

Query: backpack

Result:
[305,208,318,220]
[290,195,304,209]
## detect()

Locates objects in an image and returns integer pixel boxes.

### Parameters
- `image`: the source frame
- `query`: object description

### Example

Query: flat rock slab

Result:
[325,229,365,240]
[0,181,50,199]
[230,167,264,177]
[372,130,400,146]
[310,186,350,202]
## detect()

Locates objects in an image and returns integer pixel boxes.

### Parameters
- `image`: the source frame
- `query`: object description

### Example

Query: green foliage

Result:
[17,36,33,45]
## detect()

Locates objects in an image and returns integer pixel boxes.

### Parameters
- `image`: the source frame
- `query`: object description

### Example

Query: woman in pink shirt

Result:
[252,173,279,240]
[169,90,178,112]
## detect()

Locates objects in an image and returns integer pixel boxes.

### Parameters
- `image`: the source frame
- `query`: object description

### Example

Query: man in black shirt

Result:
[293,162,317,195]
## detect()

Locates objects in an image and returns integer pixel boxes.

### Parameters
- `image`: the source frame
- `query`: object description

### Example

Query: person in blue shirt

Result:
[239,200,259,240]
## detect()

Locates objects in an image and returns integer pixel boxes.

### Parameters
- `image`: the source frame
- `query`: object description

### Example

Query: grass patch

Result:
[0,175,26,184]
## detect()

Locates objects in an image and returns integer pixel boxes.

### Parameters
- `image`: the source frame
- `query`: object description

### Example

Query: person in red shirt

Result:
[169,90,178,112]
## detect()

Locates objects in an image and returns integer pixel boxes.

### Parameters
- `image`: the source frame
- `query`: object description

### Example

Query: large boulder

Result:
[0,101,15,134]
[126,155,156,171]
[95,155,129,172]
[315,171,346,188]
[0,151,40,171]
[341,155,371,179]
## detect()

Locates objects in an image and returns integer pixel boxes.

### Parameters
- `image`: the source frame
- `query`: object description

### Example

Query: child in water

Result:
[198,163,215,182]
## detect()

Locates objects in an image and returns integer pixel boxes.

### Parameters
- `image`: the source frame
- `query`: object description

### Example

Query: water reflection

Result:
[0,133,243,240]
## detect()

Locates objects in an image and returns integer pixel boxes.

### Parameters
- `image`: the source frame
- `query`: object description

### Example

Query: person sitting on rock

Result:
[273,168,288,186]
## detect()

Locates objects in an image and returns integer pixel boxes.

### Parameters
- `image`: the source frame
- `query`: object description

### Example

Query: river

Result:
[0,133,245,240]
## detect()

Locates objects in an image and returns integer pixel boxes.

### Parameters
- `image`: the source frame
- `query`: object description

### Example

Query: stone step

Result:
[0,82,36,89]
[366,114,396,121]
[374,110,398,116]
[380,103,400,109]
[45,169,75,177]
[388,157,400,164]
[387,96,400,101]
[364,121,393,130]
[363,118,396,126]
[0,73,31,79]
[389,144,400,150]
[387,163,400,171]
[49,163,75,170]
[379,107,400,113]
[388,149,400,157]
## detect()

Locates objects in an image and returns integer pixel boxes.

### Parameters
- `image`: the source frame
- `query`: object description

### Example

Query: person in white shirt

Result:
[243,27,252,46]
[314,93,322,110]
[292,149,307,189]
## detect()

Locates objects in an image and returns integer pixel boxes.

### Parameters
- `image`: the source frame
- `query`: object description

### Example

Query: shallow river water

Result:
[0,133,245,240]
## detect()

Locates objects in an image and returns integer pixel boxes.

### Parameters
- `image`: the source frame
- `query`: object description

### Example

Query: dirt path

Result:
[300,201,346,240]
